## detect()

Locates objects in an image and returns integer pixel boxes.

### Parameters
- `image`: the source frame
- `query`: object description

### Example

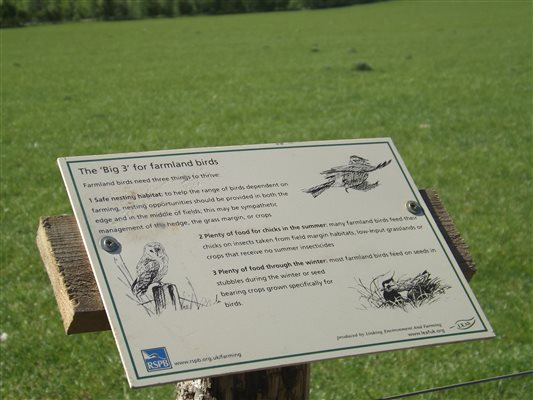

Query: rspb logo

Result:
[141,347,172,372]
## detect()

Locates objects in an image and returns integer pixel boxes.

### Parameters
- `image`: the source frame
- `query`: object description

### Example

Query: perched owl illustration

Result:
[304,155,391,197]
[131,242,169,297]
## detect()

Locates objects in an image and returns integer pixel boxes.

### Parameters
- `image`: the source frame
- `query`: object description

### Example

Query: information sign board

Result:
[58,139,494,388]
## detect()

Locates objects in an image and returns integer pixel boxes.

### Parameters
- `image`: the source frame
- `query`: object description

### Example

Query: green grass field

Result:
[1,1,531,399]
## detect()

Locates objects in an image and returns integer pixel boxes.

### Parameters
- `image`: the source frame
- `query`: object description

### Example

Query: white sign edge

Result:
[56,138,495,388]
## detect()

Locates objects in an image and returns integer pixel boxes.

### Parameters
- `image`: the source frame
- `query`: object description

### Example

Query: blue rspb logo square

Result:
[141,347,172,372]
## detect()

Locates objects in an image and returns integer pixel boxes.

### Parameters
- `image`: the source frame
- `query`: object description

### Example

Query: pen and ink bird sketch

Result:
[303,155,391,197]
[353,270,451,311]
[131,242,169,297]
[109,241,218,317]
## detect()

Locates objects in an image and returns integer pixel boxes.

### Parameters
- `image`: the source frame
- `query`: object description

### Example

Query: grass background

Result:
[1,1,531,399]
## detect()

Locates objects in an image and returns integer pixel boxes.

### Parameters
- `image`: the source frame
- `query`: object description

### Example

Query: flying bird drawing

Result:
[142,351,160,359]
[131,242,169,297]
[304,155,391,197]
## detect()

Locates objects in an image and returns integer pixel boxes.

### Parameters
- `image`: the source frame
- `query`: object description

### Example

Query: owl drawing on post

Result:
[131,242,169,298]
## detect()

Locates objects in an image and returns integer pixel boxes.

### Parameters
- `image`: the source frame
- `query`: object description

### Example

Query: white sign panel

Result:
[58,139,494,388]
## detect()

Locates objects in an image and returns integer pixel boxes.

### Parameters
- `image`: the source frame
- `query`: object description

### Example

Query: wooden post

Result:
[176,364,310,400]
[36,189,476,400]
[36,215,110,333]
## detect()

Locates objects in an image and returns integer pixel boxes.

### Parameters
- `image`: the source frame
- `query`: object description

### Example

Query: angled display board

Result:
[58,139,494,388]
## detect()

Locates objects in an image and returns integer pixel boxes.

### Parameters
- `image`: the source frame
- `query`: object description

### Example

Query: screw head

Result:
[406,200,423,215]
[100,236,121,253]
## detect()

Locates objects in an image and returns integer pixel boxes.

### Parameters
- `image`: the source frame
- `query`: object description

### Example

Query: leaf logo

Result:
[450,317,476,330]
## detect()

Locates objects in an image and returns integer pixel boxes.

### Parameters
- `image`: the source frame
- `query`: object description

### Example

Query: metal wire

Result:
[379,370,533,399]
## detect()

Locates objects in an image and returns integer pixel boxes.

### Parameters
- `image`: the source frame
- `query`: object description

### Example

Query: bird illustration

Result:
[382,277,405,306]
[131,242,169,297]
[406,270,432,302]
[304,155,391,197]
[142,351,163,360]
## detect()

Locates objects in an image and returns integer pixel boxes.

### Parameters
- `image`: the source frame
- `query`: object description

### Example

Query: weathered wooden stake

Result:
[176,364,310,400]
[36,189,476,400]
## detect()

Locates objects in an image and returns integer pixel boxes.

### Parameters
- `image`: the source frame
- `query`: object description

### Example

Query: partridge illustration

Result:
[131,242,169,297]
[382,277,405,305]
[304,155,391,197]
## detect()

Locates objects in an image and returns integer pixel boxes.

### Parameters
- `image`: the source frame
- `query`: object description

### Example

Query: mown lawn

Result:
[1,1,531,399]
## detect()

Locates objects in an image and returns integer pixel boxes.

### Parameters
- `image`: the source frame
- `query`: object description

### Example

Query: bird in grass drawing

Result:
[381,277,405,306]
[131,242,169,298]
[304,155,391,197]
